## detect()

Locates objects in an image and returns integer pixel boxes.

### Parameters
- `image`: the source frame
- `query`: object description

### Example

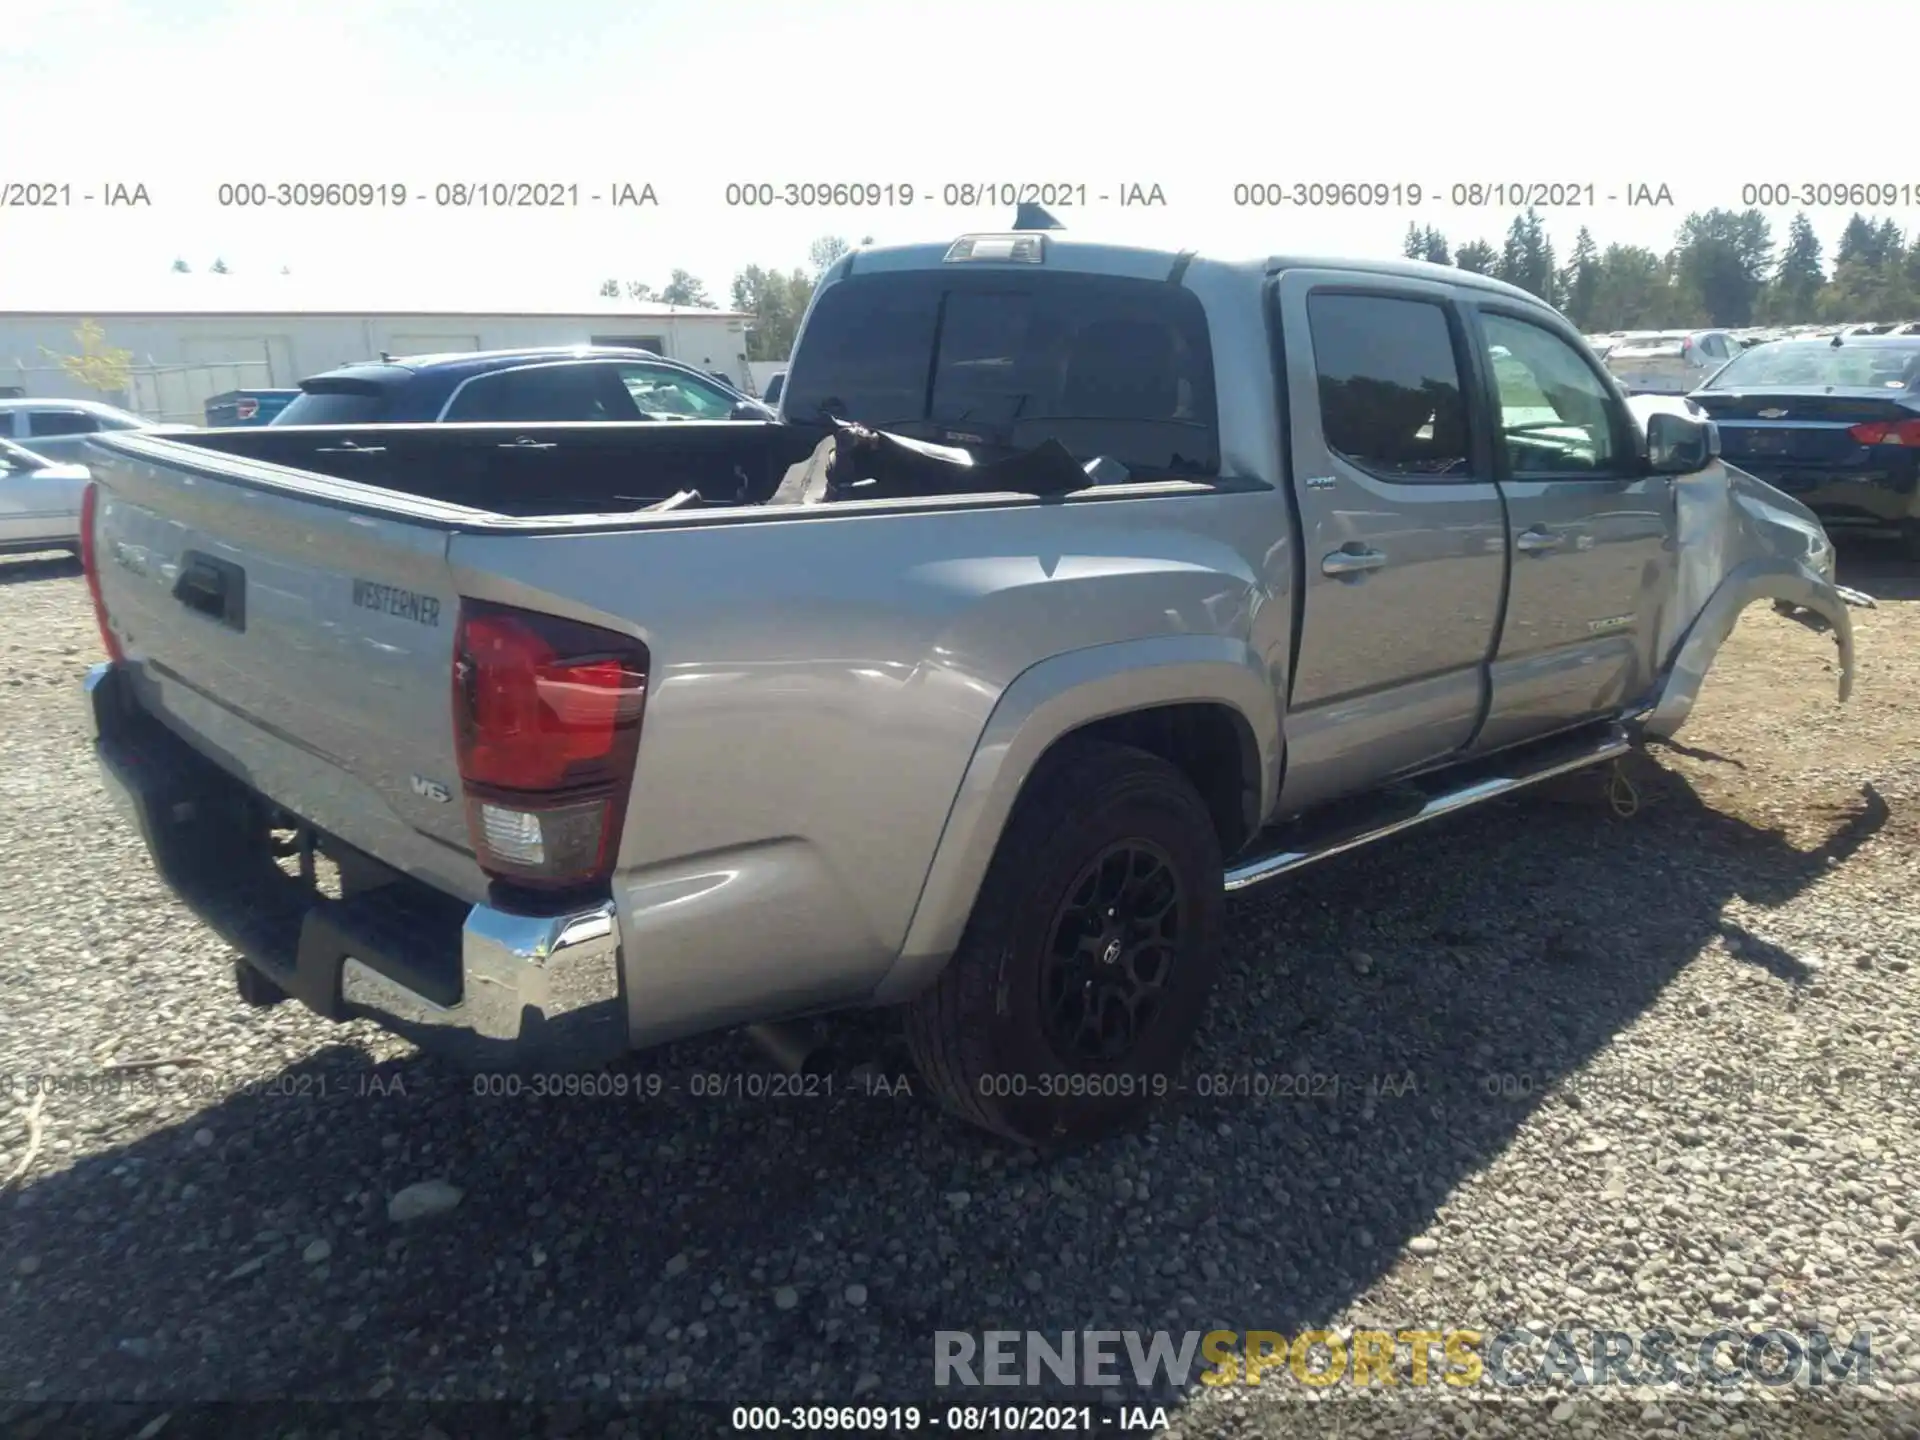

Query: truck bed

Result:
[168,420,824,516]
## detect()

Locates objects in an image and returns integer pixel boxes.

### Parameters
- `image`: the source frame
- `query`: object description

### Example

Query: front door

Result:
[1469,307,1675,753]
[1273,273,1508,814]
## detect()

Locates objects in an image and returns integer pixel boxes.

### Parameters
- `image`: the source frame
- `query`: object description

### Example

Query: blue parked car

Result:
[205,389,300,427]
[269,347,776,427]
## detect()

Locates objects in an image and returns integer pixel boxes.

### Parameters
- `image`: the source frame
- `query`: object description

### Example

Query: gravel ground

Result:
[1,545,1917,1439]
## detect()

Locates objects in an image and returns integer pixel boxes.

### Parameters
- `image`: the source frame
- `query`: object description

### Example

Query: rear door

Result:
[1272,272,1507,813]
[1467,305,1675,753]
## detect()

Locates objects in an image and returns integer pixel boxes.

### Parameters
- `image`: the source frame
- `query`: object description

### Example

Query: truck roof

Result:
[0,396,154,422]
[840,234,1551,308]
[302,345,711,382]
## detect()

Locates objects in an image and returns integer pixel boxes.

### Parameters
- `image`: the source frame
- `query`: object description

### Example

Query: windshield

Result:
[1704,342,1920,391]
[784,269,1220,479]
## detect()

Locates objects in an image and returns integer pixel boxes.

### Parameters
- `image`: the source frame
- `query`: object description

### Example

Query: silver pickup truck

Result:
[77,233,1855,1146]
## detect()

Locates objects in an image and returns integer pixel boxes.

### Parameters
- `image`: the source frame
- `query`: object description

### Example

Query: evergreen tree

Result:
[1760,213,1825,323]
[1494,209,1557,303]
[1558,227,1600,328]
[1454,239,1497,275]
[1669,209,1772,325]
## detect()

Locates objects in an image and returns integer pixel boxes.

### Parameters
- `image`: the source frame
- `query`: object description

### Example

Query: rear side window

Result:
[443,364,639,422]
[28,410,99,436]
[1307,293,1470,477]
[618,365,736,420]
[276,388,391,425]
[785,270,1219,479]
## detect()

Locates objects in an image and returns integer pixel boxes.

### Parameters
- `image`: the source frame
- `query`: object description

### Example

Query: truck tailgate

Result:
[89,438,485,903]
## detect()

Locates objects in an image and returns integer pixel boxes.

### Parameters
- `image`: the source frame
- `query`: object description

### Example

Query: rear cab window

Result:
[784,269,1220,481]
[276,387,393,425]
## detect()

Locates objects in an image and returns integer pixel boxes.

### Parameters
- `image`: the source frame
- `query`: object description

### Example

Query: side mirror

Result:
[730,399,773,421]
[1646,410,1718,474]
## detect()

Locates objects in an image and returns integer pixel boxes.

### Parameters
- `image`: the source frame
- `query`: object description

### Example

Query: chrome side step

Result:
[1224,724,1632,894]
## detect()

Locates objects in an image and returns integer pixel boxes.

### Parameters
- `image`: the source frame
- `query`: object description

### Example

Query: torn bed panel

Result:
[769,420,1117,505]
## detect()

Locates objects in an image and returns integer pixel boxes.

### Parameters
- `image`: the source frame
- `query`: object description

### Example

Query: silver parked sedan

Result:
[0,397,185,468]
[0,437,91,554]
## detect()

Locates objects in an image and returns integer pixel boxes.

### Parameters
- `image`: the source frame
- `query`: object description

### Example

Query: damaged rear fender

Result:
[1640,456,1856,740]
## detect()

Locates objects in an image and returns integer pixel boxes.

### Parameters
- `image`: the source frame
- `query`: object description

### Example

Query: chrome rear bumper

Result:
[84,660,628,1069]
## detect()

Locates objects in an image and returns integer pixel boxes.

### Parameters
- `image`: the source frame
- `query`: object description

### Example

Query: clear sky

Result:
[2,0,1914,308]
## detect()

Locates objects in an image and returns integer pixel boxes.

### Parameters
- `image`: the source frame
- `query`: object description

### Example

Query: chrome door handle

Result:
[1321,547,1388,576]
[1515,529,1563,553]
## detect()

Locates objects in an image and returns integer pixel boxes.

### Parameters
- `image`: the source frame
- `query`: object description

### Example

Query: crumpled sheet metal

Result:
[1632,395,1856,737]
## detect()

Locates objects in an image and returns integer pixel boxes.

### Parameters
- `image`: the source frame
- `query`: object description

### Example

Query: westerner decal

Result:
[352,579,441,628]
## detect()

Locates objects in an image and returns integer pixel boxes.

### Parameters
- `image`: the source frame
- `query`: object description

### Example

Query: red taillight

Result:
[451,599,649,892]
[78,482,124,662]
[1847,418,1920,446]
[235,398,260,421]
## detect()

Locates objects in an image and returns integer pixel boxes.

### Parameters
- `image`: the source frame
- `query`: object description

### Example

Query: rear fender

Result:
[1639,424,1855,738]
[870,635,1279,1005]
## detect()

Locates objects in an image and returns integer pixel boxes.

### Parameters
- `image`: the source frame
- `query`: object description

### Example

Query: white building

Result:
[1,273,759,420]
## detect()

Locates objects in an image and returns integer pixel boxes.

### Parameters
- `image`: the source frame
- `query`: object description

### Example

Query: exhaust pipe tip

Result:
[745,1021,834,1077]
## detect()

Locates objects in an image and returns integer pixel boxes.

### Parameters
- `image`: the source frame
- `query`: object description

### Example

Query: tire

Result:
[904,740,1224,1147]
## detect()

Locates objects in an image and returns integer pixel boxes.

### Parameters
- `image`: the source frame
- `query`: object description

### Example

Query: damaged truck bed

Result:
[76,234,1855,1146]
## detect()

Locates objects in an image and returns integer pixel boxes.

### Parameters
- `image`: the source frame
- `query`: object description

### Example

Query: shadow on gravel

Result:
[0,552,81,586]
[0,759,1890,1422]
[1837,537,1919,604]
